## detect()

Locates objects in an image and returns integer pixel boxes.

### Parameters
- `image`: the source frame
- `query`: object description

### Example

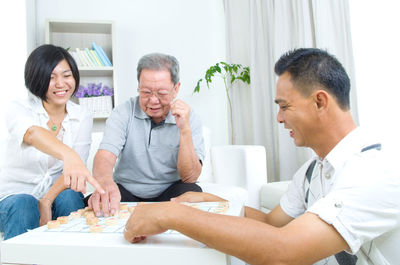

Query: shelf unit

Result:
[45,19,117,121]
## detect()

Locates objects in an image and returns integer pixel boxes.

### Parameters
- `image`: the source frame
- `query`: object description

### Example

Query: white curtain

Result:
[224,0,358,182]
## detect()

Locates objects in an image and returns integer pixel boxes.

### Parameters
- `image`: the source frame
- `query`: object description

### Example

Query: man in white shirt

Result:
[123,48,400,265]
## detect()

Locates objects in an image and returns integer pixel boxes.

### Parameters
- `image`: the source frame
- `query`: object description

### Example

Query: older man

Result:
[123,49,399,265]
[88,53,204,217]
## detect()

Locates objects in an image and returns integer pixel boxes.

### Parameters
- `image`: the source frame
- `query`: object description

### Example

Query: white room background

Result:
[1,0,399,183]
[349,0,400,164]
[32,0,229,146]
[225,0,357,182]
[0,2,28,136]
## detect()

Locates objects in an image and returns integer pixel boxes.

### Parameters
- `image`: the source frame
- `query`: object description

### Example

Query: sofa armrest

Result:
[208,145,267,209]
[260,181,290,213]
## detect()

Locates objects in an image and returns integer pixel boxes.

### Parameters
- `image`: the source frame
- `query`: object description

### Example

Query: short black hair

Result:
[274,48,350,110]
[25,44,80,101]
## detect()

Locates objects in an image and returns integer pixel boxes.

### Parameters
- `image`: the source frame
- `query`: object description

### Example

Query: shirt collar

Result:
[324,127,367,170]
[133,96,176,124]
[28,92,80,122]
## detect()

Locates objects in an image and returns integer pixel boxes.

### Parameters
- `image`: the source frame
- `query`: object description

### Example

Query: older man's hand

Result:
[170,99,191,131]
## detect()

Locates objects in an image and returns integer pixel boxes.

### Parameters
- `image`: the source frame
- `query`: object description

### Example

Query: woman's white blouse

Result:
[0,95,93,201]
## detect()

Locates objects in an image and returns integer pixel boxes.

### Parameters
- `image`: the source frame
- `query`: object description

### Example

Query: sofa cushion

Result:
[260,181,290,212]
[199,182,248,205]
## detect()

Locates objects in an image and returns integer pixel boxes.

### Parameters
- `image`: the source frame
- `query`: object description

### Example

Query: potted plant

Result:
[74,83,114,118]
[194,62,250,143]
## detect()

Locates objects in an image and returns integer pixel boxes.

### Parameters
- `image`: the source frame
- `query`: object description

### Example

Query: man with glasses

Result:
[87,53,204,217]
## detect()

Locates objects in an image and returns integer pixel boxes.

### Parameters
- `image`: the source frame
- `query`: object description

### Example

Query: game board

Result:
[2,201,242,265]
[42,201,230,234]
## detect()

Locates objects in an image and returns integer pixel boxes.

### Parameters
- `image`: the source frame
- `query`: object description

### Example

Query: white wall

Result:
[33,0,229,146]
[0,1,28,137]
[349,1,400,162]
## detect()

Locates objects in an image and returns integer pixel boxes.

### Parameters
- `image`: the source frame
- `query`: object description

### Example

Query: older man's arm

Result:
[177,127,202,182]
[171,100,202,182]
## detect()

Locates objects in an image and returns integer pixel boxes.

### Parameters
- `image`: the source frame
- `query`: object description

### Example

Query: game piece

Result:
[90,224,103,233]
[69,211,81,219]
[119,203,128,211]
[84,211,95,218]
[47,220,60,229]
[86,217,98,225]
[118,211,130,219]
[105,217,118,226]
[57,216,69,224]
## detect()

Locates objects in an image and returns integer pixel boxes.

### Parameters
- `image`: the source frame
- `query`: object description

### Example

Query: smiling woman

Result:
[0,44,105,240]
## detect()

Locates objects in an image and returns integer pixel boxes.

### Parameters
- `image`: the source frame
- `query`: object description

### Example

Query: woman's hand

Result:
[38,198,53,226]
[62,152,104,195]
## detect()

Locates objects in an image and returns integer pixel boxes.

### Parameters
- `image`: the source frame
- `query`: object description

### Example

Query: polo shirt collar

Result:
[133,96,176,124]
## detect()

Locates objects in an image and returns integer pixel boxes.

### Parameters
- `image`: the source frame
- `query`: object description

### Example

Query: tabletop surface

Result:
[1,201,244,265]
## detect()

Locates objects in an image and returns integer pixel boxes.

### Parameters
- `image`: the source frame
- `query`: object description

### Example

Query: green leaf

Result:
[194,62,250,94]
[233,65,238,73]
[193,78,203,93]
[216,64,221,73]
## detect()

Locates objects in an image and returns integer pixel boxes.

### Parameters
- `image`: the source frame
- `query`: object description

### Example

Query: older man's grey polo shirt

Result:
[99,97,205,198]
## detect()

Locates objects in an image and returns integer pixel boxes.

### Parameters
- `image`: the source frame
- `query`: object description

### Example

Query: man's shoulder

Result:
[111,97,137,115]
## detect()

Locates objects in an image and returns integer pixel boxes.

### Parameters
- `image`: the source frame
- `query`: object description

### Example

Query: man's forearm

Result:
[92,150,116,183]
[160,203,290,265]
[245,205,294,228]
[159,203,347,265]
[177,129,202,182]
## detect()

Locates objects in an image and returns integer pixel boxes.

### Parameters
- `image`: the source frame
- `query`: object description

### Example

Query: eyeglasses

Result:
[137,87,174,100]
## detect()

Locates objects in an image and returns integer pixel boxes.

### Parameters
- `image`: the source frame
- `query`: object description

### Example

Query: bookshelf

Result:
[45,19,117,123]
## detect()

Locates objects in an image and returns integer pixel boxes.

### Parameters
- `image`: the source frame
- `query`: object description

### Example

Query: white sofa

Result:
[88,128,268,209]
[260,181,291,213]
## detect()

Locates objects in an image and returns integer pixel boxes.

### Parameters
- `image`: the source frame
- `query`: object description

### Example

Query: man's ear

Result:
[173,82,181,98]
[314,90,329,110]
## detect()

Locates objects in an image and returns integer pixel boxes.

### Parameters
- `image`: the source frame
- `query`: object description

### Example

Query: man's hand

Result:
[124,202,171,243]
[88,180,121,217]
[170,99,191,131]
[62,152,105,195]
[171,191,226,203]
[38,198,52,226]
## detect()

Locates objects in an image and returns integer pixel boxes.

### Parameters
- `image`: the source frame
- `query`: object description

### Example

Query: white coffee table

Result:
[1,202,244,265]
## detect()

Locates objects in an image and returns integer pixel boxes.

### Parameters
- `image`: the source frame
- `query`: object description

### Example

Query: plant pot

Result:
[78,96,113,118]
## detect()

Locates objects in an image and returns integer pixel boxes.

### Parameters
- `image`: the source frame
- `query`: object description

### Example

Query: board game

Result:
[2,201,242,265]
[42,201,230,234]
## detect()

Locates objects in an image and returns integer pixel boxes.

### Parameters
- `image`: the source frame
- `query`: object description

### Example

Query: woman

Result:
[0,44,104,240]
